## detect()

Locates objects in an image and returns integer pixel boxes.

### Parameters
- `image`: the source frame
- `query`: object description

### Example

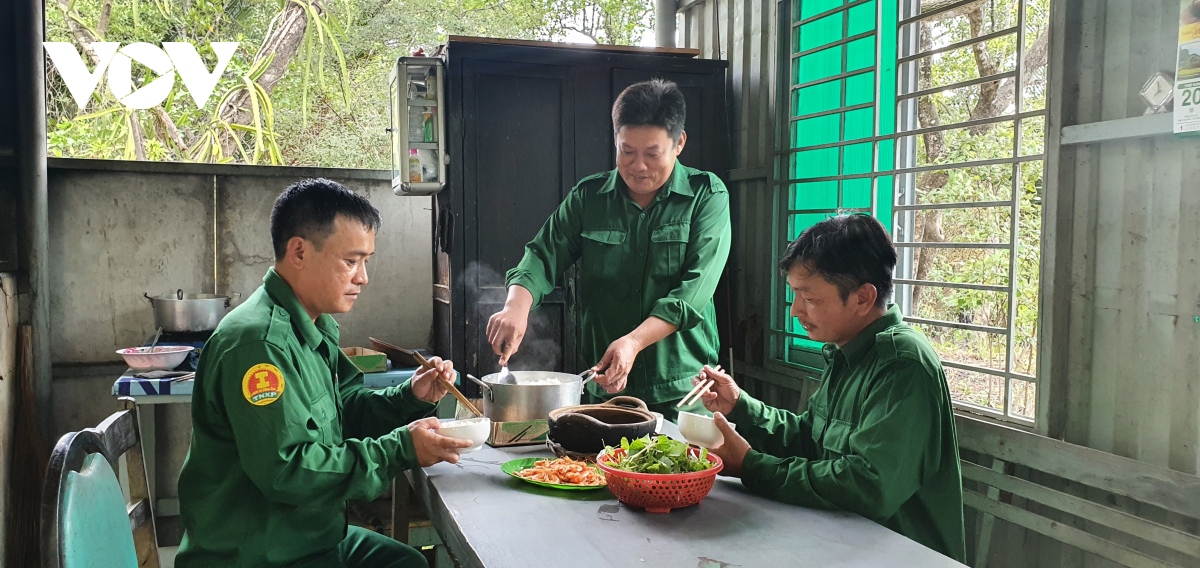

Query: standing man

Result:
[176,179,470,568]
[486,79,731,419]
[694,214,966,562]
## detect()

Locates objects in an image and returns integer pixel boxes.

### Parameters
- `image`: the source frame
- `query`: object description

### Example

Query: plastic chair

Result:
[41,397,160,568]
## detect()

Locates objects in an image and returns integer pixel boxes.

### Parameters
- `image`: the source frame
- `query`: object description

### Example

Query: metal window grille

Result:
[773,0,1047,424]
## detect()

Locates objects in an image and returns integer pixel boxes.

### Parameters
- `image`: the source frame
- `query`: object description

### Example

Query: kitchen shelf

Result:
[1059,113,1172,145]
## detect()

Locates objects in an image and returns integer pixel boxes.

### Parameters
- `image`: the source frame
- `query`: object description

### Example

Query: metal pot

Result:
[144,289,241,332]
[547,396,657,454]
[465,371,584,422]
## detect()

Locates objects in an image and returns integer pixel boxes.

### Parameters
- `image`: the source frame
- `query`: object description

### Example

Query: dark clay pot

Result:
[547,396,658,455]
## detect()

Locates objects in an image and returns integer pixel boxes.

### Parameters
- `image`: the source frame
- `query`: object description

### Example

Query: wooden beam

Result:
[446,36,700,58]
[962,462,1200,558]
[962,491,1184,568]
[956,415,1200,519]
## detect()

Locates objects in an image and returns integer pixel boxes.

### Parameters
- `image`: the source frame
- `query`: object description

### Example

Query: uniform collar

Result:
[597,159,694,198]
[263,267,340,350]
[821,304,903,368]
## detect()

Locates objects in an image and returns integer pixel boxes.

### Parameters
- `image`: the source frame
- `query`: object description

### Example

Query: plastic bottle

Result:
[408,149,422,183]
[409,106,424,143]
[423,107,437,143]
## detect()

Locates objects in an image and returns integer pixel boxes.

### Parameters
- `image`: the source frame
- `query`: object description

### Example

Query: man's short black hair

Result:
[612,79,687,142]
[270,178,381,261]
[778,214,896,307]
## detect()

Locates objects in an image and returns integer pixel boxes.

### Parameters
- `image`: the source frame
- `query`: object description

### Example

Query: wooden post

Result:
[392,473,412,544]
[0,274,16,563]
[8,325,46,567]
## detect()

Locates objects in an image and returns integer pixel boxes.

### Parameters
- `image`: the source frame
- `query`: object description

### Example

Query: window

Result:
[773,0,1049,425]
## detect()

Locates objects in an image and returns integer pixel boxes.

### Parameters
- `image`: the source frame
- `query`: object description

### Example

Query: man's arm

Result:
[646,180,731,331]
[505,186,585,309]
[737,360,946,519]
[222,342,418,507]
[728,391,819,458]
[337,350,437,440]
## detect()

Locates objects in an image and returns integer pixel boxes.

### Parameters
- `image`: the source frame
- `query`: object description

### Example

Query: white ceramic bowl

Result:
[117,346,194,371]
[677,411,735,449]
[438,417,492,454]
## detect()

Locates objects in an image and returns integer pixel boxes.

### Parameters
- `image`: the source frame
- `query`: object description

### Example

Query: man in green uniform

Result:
[486,79,731,419]
[694,214,966,562]
[176,179,471,568]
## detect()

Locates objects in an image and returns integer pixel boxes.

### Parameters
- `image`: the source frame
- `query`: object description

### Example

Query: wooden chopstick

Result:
[677,365,723,408]
[412,352,483,417]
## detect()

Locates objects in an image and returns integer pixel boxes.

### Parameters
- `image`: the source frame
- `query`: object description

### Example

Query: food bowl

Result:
[116,346,194,371]
[677,411,735,449]
[595,447,723,513]
[438,417,492,454]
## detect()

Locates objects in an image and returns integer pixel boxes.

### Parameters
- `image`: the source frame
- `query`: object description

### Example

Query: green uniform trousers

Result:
[289,526,427,568]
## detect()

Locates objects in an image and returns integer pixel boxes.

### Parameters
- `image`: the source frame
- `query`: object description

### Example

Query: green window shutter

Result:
[777,0,898,364]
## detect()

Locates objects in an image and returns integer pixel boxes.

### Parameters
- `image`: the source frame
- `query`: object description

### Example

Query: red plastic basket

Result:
[595,447,723,513]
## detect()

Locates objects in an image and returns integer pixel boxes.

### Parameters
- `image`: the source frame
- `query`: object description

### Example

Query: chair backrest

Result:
[41,398,160,568]
[59,452,138,567]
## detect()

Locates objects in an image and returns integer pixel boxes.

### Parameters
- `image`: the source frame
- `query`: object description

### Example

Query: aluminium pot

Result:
[144,289,241,333]
[467,371,584,422]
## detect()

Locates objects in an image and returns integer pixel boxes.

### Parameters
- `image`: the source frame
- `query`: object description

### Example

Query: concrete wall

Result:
[48,159,434,436]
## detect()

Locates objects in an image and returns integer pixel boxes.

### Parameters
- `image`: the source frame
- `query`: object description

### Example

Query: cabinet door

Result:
[460,58,579,379]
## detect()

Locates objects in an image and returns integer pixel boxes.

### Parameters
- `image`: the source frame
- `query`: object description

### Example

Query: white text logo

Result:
[43,42,239,110]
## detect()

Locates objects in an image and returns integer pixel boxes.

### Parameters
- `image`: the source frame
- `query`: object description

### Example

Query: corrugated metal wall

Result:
[684,0,1200,566]
[1043,0,1200,476]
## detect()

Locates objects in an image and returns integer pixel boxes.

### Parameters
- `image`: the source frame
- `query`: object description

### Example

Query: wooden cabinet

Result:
[434,37,729,392]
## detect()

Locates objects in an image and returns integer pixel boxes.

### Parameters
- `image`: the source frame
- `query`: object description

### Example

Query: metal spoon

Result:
[497,365,516,384]
[146,327,163,352]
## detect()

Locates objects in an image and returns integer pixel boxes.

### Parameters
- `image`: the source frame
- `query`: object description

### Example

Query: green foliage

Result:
[908,0,1049,417]
[44,0,654,167]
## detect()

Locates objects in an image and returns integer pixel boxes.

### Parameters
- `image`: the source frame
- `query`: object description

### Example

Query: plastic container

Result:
[595,447,723,513]
[408,149,422,183]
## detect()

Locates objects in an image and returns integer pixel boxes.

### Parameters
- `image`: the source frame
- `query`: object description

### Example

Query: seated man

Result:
[176,179,471,568]
[696,214,966,562]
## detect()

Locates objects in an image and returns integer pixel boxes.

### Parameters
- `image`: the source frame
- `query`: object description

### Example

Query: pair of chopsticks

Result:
[411,352,483,417]
[677,365,723,408]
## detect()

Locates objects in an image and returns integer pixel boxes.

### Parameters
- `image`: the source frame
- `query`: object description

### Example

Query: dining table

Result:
[406,420,966,568]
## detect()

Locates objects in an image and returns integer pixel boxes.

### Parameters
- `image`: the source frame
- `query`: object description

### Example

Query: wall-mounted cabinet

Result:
[389,56,446,196]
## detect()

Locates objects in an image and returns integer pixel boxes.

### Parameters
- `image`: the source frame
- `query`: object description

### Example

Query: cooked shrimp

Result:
[517,457,606,486]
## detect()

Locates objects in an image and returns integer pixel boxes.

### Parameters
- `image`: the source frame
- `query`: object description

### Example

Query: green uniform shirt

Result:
[731,305,966,562]
[506,161,731,405]
[176,268,436,568]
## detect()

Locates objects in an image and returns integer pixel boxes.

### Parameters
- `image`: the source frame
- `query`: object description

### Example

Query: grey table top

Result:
[408,422,965,568]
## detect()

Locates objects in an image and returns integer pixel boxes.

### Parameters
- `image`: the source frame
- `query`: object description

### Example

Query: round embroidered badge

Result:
[242,363,285,406]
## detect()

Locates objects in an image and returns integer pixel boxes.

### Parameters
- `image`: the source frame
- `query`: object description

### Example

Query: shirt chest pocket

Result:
[307,392,339,446]
[819,418,854,458]
[650,222,690,278]
[581,228,629,294]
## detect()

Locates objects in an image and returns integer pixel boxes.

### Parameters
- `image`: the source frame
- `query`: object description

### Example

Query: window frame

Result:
[770,0,1047,427]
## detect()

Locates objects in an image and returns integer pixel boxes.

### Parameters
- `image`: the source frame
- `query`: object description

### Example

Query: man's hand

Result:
[695,365,740,416]
[408,417,472,467]
[486,286,533,366]
[591,335,643,394]
[709,412,751,478]
[410,356,455,404]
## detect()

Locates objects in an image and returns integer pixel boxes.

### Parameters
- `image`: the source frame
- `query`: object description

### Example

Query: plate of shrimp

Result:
[501,457,609,490]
